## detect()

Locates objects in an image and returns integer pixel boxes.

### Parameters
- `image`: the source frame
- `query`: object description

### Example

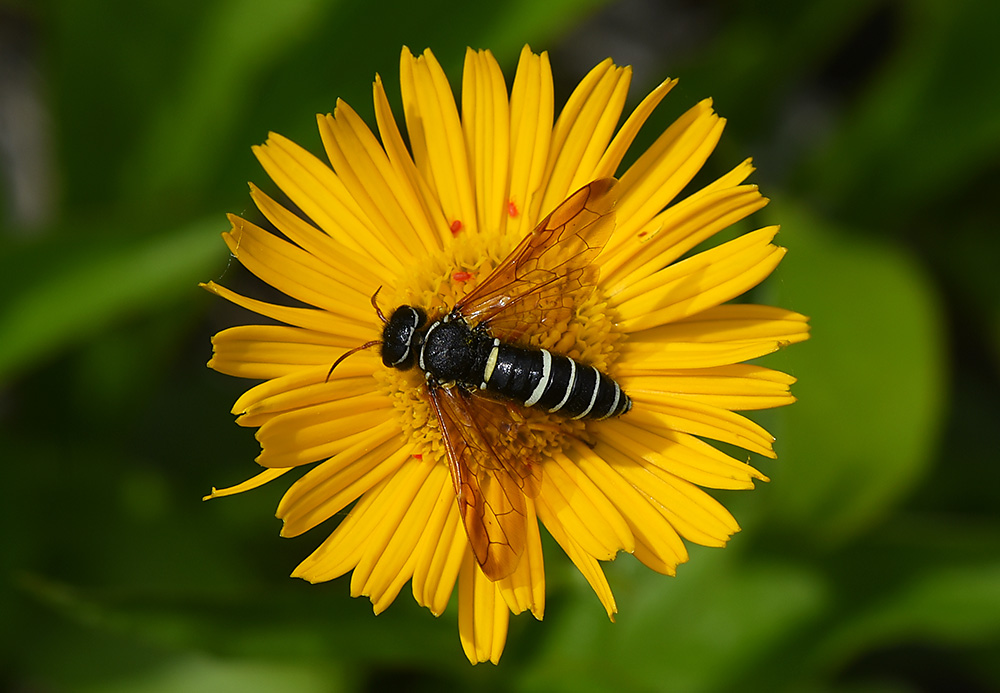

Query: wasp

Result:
[336,178,630,580]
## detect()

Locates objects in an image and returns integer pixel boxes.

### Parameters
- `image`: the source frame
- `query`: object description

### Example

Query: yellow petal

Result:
[692,156,758,197]
[463,48,510,236]
[535,451,635,559]
[618,304,811,371]
[507,45,554,240]
[618,364,797,411]
[292,467,392,583]
[277,429,410,538]
[653,303,811,341]
[400,47,478,235]
[209,325,371,386]
[234,371,378,429]
[536,499,617,620]
[598,418,767,492]
[373,73,451,250]
[571,440,688,573]
[253,133,401,272]
[353,458,444,613]
[633,540,684,576]
[202,282,345,337]
[610,224,778,307]
[593,78,677,180]
[613,227,786,331]
[255,398,395,468]
[496,498,545,619]
[202,467,293,500]
[458,552,510,664]
[626,400,778,459]
[601,182,767,289]
[536,60,631,217]
[599,429,741,547]
[608,100,725,248]
[618,340,784,372]
[318,101,439,257]
[222,215,377,325]
[250,184,378,289]
[228,355,377,416]
[411,474,466,615]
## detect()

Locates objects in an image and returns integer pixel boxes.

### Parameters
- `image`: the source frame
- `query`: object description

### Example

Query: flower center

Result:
[373,226,627,466]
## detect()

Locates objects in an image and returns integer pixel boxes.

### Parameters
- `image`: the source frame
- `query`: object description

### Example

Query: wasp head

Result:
[382,306,427,370]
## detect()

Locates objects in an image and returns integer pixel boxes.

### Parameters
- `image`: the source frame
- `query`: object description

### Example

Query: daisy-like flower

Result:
[203,46,809,664]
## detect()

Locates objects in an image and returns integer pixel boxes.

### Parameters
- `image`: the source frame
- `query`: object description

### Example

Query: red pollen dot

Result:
[450,220,463,235]
[508,201,519,217]
[413,454,423,460]
[637,231,648,238]
[452,271,472,282]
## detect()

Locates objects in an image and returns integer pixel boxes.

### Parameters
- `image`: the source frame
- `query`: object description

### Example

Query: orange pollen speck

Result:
[450,220,463,235]
[638,231,647,238]
[413,454,423,460]
[508,201,519,217]
[452,271,472,282]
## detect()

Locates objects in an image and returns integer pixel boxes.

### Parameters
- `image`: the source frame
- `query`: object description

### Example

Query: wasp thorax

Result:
[382,306,426,370]
[421,319,479,383]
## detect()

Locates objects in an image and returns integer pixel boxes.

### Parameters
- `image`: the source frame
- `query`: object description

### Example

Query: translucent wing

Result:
[425,384,541,581]
[455,178,618,342]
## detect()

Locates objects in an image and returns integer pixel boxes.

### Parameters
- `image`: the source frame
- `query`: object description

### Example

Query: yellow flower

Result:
[203,45,809,664]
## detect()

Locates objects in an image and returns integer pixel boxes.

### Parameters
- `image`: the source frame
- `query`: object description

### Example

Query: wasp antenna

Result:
[370,286,388,324]
[326,340,381,381]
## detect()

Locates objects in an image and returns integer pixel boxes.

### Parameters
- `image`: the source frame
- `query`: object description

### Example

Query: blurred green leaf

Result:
[470,0,606,51]
[125,0,335,202]
[761,202,946,542]
[813,559,1000,677]
[0,219,226,382]
[673,0,874,127]
[79,656,343,693]
[115,0,609,207]
[801,0,1000,222]
[519,552,827,693]
[16,570,464,685]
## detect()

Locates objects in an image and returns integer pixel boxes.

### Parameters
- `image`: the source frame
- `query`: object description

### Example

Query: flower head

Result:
[204,46,809,664]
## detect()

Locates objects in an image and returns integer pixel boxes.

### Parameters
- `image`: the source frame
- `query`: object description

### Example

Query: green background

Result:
[2,0,998,690]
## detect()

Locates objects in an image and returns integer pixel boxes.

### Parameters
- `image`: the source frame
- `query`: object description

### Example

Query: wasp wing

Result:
[455,178,618,343]
[425,384,540,581]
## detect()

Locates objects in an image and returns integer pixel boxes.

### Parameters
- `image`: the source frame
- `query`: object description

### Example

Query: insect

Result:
[335,179,631,580]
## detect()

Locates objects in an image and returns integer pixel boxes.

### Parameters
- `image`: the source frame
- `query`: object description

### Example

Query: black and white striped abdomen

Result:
[479,340,631,420]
